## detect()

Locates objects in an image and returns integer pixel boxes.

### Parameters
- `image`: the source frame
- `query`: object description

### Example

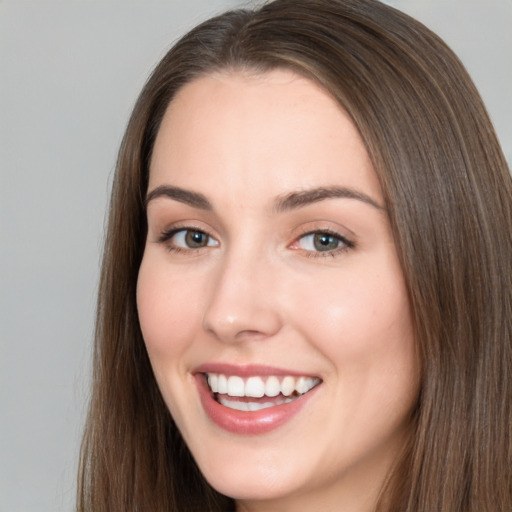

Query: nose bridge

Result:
[202,241,282,343]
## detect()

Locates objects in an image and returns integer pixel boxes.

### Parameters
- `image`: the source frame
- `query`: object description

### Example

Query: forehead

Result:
[149,70,382,205]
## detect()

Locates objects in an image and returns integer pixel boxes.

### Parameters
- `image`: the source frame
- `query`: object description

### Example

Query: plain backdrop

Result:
[0,1,510,511]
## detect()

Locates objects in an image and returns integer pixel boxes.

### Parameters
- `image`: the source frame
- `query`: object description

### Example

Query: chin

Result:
[204,465,296,503]
[187,440,304,502]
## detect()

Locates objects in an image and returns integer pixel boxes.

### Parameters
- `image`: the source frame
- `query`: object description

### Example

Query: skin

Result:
[137,70,419,512]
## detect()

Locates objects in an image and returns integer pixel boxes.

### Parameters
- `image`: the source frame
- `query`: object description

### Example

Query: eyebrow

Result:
[145,185,212,210]
[144,184,384,213]
[274,186,384,212]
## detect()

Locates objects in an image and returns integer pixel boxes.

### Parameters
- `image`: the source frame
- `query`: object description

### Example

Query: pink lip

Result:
[194,362,319,378]
[193,364,321,435]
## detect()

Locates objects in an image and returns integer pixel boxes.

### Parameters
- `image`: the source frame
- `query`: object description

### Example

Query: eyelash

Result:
[292,228,355,258]
[157,226,355,258]
[157,225,217,254]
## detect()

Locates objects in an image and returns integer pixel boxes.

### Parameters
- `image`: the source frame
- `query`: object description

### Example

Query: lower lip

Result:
[195,374,318,435]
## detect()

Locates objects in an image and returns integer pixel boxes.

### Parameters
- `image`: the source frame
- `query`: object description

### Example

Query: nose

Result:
[202,251,283,343]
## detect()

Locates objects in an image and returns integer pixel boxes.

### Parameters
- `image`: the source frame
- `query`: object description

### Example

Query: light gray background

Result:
[1,1,510,511]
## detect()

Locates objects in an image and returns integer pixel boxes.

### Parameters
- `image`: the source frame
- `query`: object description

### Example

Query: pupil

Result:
[186,230,207,248]
[314,233,338,251]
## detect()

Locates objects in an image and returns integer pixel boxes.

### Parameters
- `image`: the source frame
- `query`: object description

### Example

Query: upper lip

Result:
[193,362,321,379]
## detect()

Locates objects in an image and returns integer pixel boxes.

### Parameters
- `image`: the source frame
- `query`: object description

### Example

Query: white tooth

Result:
[281,376,295,396]
[218,374,228,394]
[246,376,265,397]
[227,376,245,397]
[219,398,277,412]
[248,401,275,411]
[219,398,249,411]
[265,376,281,397]
[238,401,251,412]
[305,377,318,392]
[207,373,218,393]
[296,376,309,394]
[247,401,259,412]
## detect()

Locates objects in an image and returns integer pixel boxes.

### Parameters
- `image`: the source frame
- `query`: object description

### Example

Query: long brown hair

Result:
[77,1,512,510]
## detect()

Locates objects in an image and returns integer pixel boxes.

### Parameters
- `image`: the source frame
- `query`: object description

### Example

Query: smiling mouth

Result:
[205,373,321,412]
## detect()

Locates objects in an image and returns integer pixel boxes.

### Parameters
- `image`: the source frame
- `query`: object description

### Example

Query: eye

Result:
[160,228,219,251]
[293,230,354,255]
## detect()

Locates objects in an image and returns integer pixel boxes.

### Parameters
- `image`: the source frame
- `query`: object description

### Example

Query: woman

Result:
[78,0,512,511]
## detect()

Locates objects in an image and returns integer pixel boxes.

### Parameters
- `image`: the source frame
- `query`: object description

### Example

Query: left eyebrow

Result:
[274,186,385,213]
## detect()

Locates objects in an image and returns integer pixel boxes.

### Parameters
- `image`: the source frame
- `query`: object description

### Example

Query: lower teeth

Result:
[217,396,297,412]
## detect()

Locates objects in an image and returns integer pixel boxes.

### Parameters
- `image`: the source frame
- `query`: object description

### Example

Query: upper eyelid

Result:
[296,227,346,238]
[156,220,216,237]
[293,224,355,242]
[158,226,216,242]
[294,229,354,247]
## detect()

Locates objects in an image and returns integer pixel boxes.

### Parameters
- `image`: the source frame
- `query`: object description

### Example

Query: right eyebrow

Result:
[144,185,212,210]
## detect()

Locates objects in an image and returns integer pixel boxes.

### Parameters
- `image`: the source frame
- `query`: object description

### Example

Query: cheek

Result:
[136,256,202,360]
[292,265,418,441]
[289,261,415,373]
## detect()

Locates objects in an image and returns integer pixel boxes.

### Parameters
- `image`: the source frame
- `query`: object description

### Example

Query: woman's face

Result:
[137,70,419,511]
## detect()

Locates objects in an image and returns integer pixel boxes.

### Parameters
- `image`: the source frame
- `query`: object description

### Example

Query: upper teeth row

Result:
[206,373,320,398]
